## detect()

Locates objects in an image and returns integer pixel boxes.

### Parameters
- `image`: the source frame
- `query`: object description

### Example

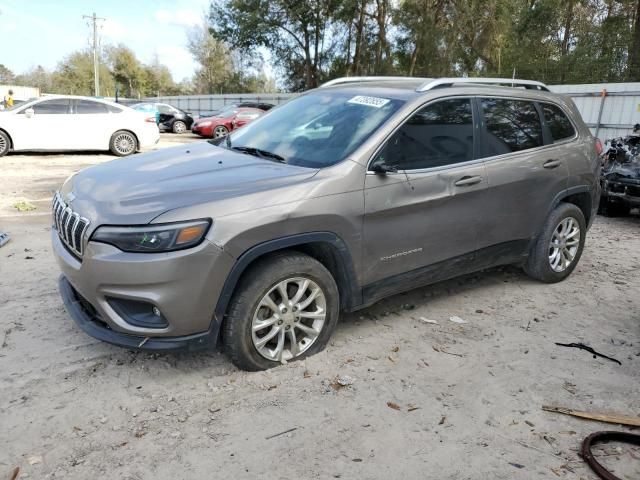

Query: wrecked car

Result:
[598,133,640,216]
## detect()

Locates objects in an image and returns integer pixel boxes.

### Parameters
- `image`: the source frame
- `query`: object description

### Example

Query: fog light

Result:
[152,306,161,317]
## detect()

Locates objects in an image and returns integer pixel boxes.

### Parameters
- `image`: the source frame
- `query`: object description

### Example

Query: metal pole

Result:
[595,88,607,139]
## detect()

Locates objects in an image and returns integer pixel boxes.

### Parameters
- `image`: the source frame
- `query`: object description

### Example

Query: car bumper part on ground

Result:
[52,229,235,349]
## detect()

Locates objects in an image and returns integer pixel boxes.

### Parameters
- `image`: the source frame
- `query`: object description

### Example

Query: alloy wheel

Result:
[114,133,135,155]
[251,277,327,362]
[548,217,581,272]
[213,126,228,138]
[173,121,186,134]
[0,135,7,155]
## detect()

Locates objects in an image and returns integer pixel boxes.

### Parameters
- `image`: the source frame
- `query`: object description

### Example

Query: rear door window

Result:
[375,98,475,170]
[541,103,576,142]
[75,100,108,114]
[481,98,543,156]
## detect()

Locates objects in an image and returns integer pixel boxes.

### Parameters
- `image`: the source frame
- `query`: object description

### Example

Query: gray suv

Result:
[52,77,600,371]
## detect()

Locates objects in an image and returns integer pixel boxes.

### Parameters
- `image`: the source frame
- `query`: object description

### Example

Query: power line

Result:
[82,12,105,97]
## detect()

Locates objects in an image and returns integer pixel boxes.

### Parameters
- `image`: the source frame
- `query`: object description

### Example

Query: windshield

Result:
[216,106,238,118]
[224,91,404,168]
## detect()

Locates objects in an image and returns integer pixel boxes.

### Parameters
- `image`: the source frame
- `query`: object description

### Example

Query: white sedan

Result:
[0,95,159,157]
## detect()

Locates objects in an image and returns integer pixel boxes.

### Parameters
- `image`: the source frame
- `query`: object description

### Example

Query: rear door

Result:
[72,99,117,150]
[477,97,570,252]
[363,97,488,288]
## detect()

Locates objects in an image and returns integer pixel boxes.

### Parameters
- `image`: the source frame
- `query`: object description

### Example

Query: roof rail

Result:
[321,76,431,88]
[417,77,549,92]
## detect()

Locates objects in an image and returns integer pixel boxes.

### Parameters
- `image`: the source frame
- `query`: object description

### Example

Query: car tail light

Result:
[145,116,156,123]
[595,138,603,155]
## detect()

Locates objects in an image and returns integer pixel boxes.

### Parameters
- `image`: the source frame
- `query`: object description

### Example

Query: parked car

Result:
[192,107,264,138]
[131,102,194,134]
[198,102,275,118]
[0,95,159,157]
[598,133,640,216]
[52,77,600,371]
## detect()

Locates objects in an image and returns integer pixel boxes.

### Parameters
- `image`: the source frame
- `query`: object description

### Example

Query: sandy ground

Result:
[0,136,639,480]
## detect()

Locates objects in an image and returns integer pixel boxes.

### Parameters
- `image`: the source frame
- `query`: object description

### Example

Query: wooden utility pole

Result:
[82,12,105,97]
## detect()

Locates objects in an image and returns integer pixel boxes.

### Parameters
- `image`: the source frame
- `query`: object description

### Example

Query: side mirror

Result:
[25,108,35,118]
[371,162,398,175]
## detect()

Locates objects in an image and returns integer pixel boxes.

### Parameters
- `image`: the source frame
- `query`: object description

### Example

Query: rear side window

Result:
[541,103,575,142]
[76,100,108,114]
[376,98,474,170]
[481,98,543,155]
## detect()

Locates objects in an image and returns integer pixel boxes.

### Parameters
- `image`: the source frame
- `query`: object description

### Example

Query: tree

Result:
[144,57,180,97]
[51,50,114,96]
[628,0,640,79]
[106,45,147,98]
[0,64,15,84]
[187,24,235,93]
[14,66,55,93]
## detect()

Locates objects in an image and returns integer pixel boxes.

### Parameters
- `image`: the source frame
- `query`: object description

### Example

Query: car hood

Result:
[62,142,318,226]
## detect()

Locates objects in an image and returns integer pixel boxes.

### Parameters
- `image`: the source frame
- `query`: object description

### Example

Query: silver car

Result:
[52,77,601,371]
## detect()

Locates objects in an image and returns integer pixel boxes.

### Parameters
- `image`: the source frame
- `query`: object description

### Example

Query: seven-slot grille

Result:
[52,192,90,257]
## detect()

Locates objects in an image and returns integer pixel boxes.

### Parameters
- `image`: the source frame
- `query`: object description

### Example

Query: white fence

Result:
[0,85,40,102]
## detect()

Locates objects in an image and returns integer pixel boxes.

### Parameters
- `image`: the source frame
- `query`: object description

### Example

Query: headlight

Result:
[198,121,212,127]
[92,220,211,253]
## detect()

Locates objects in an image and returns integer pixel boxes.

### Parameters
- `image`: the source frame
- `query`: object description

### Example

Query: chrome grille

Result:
[52,192,90,257]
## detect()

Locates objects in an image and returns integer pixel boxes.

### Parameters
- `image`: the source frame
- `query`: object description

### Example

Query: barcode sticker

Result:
[347,95,390,108]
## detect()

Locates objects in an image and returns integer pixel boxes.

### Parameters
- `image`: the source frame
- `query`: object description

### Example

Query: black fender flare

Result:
[213,232,361,325]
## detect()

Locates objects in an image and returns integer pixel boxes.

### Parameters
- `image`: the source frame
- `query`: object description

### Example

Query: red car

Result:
[192,107,265,138]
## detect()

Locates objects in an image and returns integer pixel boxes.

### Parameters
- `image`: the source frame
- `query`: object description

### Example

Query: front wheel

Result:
[212,125,229,139]
[222,252,340,371]
[172,120,187,134]
[0,130,10,157]
[524,203,586,283]
[109,130,137,157]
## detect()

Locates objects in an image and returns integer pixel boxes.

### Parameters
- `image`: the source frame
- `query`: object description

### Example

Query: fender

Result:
[213,232,362,325]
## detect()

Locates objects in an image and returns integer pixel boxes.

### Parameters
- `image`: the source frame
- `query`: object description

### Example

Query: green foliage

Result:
[211,0,640,87]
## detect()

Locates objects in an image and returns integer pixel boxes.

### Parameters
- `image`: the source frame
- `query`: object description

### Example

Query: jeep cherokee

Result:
[52,76,601,371]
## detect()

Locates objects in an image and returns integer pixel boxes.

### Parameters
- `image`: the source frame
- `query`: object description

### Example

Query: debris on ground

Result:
[27,455,43,465]
[542,405,640,427]
[581,431,640,480]
[330,375,354,390]
[12,200,36,212]
[8,467,19,480]
[449,316,467,324]
[387,401,401,411]
[0,231,9,248]
[432,345,464,357]
[265,427,297,440]
[419,317,438,325]
[555,342,622,365]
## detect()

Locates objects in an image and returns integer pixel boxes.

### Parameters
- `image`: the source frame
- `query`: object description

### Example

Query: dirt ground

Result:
[1,135,639,480]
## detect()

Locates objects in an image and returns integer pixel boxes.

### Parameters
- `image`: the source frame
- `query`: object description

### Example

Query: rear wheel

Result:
[213,125,229,139]
[222,252,339,371]
[109,130,137,157]
[0,130,10,157]
[524,203,586,283]
[172,120,187,134]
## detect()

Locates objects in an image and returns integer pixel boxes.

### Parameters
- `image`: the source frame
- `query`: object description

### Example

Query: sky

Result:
[0,0,212,81]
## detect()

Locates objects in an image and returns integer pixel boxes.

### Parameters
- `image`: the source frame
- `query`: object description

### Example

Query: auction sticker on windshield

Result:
[347,95,390,108]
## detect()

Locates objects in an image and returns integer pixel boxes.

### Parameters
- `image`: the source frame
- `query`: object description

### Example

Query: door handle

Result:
[454,175,483,187]
[543,159,561,169]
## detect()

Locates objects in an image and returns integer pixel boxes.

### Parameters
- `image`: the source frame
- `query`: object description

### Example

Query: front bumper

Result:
[59,276,214,351]
[52,229,235,348]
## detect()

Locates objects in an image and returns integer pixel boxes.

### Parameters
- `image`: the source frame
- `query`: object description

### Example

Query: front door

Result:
[363,97,489,292]
[12,98,72,150]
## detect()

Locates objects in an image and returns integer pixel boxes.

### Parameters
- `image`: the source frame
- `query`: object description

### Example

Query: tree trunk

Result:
[409,44,419,76]
[629,0,640,81]
[353,0,366,75]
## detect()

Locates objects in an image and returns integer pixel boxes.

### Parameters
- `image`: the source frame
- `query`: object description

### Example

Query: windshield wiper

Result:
[231,146,286,163]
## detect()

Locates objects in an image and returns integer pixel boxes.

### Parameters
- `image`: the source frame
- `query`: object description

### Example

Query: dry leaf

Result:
[391,346,399,353]
[387,401,401,411]
[27,455,43,465]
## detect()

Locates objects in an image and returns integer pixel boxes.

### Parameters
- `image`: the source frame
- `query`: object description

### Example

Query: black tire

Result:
[524,203,586,283]
[172,120,187,134]
[109,130,138,157]
[598,197,630,217]
[222,252,340,371]
[0,130,10,157]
